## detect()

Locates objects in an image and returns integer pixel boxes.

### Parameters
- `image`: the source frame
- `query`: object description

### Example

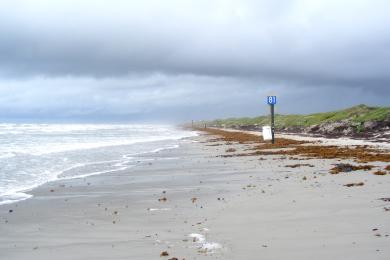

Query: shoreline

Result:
[0,133,197,206]
[1,129,389,259]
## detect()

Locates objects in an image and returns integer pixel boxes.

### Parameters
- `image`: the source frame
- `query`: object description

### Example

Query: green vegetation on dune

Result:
[207,105,390,128]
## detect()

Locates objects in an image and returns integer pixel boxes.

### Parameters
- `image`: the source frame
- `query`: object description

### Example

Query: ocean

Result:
[0,124,196,205]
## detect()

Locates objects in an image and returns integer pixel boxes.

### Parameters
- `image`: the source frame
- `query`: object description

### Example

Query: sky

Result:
[0,0,389,122]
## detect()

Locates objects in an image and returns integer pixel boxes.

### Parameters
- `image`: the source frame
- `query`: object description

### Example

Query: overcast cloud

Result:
[0,0,389,122]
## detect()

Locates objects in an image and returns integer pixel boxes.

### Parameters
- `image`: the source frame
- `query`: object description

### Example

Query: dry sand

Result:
[0,131,389,260]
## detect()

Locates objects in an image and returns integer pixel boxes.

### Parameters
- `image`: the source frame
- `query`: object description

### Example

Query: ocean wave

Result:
[0,124,196,156]
[0,192,32,206]
[0,124,195,206]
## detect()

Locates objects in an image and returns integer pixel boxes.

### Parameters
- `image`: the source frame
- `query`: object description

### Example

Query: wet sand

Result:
[0,131,389,260]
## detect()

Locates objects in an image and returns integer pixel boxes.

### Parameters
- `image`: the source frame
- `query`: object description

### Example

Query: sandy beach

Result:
[1,129,389,260]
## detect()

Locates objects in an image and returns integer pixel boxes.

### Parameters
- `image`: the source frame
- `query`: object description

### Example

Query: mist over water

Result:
[0,124,196,205]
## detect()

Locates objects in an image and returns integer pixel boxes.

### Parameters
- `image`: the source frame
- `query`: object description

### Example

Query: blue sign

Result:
[267,96,277,105]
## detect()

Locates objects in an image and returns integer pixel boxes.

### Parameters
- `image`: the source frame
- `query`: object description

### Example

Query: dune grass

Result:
[206,104,390,128]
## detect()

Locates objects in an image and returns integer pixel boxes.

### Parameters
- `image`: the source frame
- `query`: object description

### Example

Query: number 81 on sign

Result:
[267,96,276,105]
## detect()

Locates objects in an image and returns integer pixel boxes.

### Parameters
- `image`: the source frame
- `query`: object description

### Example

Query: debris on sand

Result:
[147,208,171,211]
[285,163,314,168]
[191,197,197,203]
[242,184,256,189]
[158,197,167,202]
[160,251,169,256]
[373,170,387,175]
[343,182,365,187]
[197,128,390,163]
[199,128,263,143]
[189,233,205,243]
[198,242,222,253]
[330,163,374,174]
[188,233,221,254]
[379,198,390,202]
[262,145,389,162]
[225,148,236,152]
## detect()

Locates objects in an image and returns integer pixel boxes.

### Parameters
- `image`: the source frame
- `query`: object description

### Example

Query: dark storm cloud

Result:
[0,0,389,121]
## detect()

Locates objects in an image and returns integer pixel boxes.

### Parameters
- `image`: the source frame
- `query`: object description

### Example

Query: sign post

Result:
[266,96,276,144]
